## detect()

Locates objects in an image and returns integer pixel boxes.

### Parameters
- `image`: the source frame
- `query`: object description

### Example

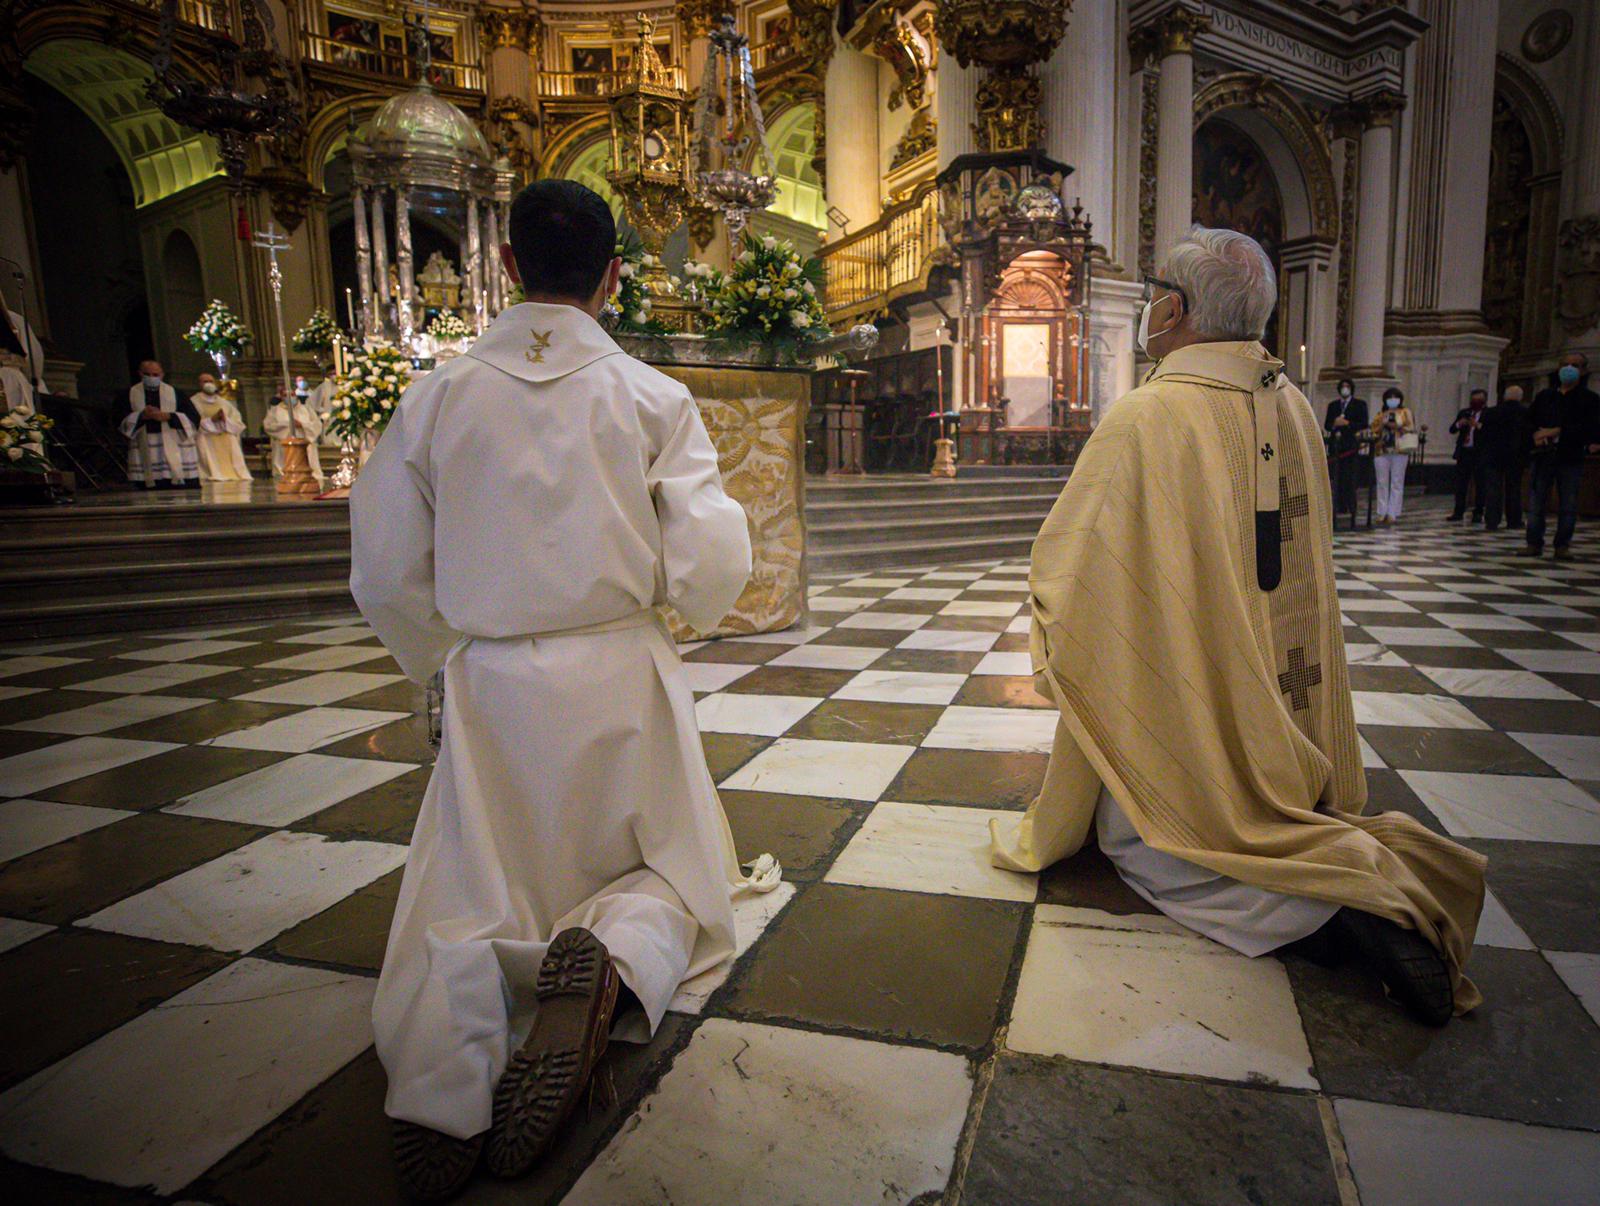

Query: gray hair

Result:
[1159,225,1278,341]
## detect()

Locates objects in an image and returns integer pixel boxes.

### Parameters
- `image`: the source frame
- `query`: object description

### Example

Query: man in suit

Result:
[1323,377,1367,520]
[1478,385,1527,531]
[1448,389,1490,522]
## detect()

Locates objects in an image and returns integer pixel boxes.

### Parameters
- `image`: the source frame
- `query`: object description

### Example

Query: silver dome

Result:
[356,84,491,165]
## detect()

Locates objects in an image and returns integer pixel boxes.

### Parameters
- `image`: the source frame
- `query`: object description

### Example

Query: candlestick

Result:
[345,287,355,331]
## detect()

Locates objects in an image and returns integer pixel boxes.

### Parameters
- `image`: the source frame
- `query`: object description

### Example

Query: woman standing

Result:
[1370,387,1416,524]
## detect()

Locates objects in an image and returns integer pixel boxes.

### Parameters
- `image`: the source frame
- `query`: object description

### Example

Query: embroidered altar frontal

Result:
[654,364,810,639]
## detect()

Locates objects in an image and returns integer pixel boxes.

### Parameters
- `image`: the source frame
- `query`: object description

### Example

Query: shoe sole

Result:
[1338,910,1453,1027]
[393,1120,484,1201]
[485,928,619,1179]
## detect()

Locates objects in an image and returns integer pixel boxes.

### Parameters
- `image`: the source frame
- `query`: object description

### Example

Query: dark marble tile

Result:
[864,597,947,615]
[187,641,323,668]
[806,627,907,649]
[721,665,855,697]
[921,614,1013,633]
[1471,629,1588,651]
[702,732,772,781]
[1037,842,1157,914]
[0,929,231,1091]
[1466,838,1600,953]
[954,676,1052,709]
[991,632,1031,653]
[960,1053,1340,1206]
[0,812,267,924]
[681,641,782,665]
[722,882,1024,1049]
[1287,946,1600,1131]
[299,767,429,844]
[1347,665,1441,694]
[1399,647,1517,671]
[1542,672,1600,701]
[720,790,862,880]
[337,680,424,712]
[0,728,68,762]
[0,689,106,725]
[318,714,433,763]
[1,661,134,690]
[269,869,402,971]
[178,666,305,699]
[785,699,943,746]
[1358,726,1559,775]
[1463,696,1600,736]
[38,745,286,811]
[887,748,1048,810]
[99,700,300,746]
[1362,768,1445,834]
[870,648,985,675]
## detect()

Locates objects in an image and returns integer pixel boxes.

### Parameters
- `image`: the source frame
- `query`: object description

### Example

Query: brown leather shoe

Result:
[392,1120,484,1201]
[485,927,620,1179]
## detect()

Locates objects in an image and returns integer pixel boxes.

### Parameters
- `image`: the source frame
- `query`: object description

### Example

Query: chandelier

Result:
[692,13,777,240]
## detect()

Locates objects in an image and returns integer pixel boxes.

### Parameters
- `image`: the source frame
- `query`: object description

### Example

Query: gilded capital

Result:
[1360,88,1406,129]
[677,0,729,41]
[478,3,540,52]
[1157,7,1210,57]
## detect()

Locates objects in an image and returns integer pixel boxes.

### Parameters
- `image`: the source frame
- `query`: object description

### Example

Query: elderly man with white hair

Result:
[990,226,1488,1026]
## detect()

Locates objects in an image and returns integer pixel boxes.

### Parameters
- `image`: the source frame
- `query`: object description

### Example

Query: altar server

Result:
[262,381,324,482]
[122,360,198,487]
[351,179,772,1201]
[191,373,251,482]
[991,227,1486,1026]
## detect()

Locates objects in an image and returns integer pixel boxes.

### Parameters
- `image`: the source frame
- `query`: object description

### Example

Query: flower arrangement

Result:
[184,299,253,358]
[679,259,719,303]
[704,233,826,354]
[601,234,670,335]
[325,340,412,442]
[427,310,473,341]
[290,307,340,357]
[0,407,54,473]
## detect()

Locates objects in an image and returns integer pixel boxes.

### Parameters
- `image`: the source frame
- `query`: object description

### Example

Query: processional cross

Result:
[251,221,299,438]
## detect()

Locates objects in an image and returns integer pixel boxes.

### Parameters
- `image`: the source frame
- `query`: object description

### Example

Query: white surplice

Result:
[262,400,324,481]
[191,391,252,482]
[121,383,197,485]
[351,301,764,1140]
[308,377,342,449]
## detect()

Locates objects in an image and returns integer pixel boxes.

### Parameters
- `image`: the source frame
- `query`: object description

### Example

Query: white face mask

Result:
[1384,397,1400,410]
[142,374,161,389]
[1136,296,1177,356]
[201,382,218,395]
[1339,386,1352,399]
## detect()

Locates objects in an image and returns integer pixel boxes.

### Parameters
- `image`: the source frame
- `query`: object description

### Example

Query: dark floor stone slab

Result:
[721,665,856,697]
[1467,838,1600,953]
[299,767,428,844]
[0,689,108,725]
[38,744,286,810]
[318,714,433,763]
[336,679,423,713]
[1363,768,1446,834]
[702,732,771,781]
[1,661,133,690]
[1287,946,1600,1131]
[872,648,985,675]
[1541,672,1600,701]
[1037,842,1157,915]
[187,641,323,668]
[1347,665,1441,694]
[922,614,1013,632]
[722,882,1024,1049]
[1472,629,1588,651]
[720,789,862,880]
[960,1053,1340,1206]
[0,812,266,923]
[886,748,1047,810]
[0,1157,157,1204]
[1463,696,1600,736]
[1358,726,1559,775]
[177,666,304,700]
[682,641,782,665]
[269,868,402,970]
[103,701,300,747]
[0,729,68,762]
[953,676,1052,709]
[786,699,944,745]
[991,632,1030,653]
[865,598,947,615]
[807,627,908,648]
[0,929,232,1092]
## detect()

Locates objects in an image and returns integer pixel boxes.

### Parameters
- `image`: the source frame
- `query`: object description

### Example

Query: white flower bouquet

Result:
[325,340,412,442]
[291,307,340,357]
[184,299,253,358]
[601,235,669,335]
[427,310,473,342]
[0,407,55,473]
[704,233,826,356]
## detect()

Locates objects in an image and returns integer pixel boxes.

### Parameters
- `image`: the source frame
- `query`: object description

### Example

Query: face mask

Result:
[201,382,217,395]
[1559,365,1580,386]
[142,374,161,389]
[1136,295,1177,356]
[1384,397,1400,410]
[1339,386,1352,399]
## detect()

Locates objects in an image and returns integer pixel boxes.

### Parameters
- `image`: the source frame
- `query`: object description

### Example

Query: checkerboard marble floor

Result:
[2,496,1600,1204]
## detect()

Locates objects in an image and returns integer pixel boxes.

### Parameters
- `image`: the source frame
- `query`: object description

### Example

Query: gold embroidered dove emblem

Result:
[525,328,553,364]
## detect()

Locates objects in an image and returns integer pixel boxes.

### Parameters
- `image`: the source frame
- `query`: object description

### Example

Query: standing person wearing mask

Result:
[1448,389,1490,522]
[1369,388,1415,524]
[1478,385,1526,531]
[1520,352,1600,558]
[1323,378,1367,521]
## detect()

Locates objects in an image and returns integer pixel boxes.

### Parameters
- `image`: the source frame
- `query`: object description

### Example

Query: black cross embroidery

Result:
[1278,647,1322,711]
[1260,442,1275,461]
[1280,477,1310,543]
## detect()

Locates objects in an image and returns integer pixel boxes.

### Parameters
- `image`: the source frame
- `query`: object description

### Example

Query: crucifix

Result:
[252,221,298,438]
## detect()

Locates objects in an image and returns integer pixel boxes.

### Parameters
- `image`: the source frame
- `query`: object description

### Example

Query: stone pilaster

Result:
[824,41,881,237]
[1152,7,1208,261]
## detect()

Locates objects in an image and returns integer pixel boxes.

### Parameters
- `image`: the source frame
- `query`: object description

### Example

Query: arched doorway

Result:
[1193,117,1285,353]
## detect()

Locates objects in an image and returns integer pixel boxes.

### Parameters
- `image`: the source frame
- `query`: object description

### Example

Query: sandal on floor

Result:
[392,1120,485,1202]
[486,927,620,1179]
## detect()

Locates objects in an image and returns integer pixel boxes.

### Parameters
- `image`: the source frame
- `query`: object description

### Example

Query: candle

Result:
[345,288,355,331]
[1299,343,1308,382]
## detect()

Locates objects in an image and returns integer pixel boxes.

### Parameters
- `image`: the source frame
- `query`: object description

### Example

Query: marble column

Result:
[394,187,415,317]
[485,201,502,311]
[935,56,977,171]
[371,188,391,312]
[1561,5,1600,352]
[1041,0,1117,258]
[1349,94,1401,373]
[464,198,482,314]
[1153,10,1207,261]
[824,42,882,237]
[352,184,373,332]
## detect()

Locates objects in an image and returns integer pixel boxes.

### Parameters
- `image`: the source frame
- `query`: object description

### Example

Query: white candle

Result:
[1299,343,1308,382]
[345,287,355,330]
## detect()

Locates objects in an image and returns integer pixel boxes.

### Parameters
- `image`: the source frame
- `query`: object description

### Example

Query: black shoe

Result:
[392,1120,484,1201]
[1515,546,1543,557]
[1555,546,1574,560]
[1331,907,1453,1026]
[1447,512,1464,521]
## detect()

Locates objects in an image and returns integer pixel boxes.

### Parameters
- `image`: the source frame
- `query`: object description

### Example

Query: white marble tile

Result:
[159,624,273,640]
[1388,590,1473,604]
[1356,572,1427,584]
[1005,615,1032,633]
[0,799,130,864]
[1334,1098,1600,1206]
[70,661,232,695]
[843,577,914,588]
[1500,648,1600,675]
[1343,645,1409,668]
[896,628,999,652]
[1450,583,1524,595]
[695,693,823,738]
[887,586,963,602]
[0,655,84,679]
[807,595,876,614]
[1007,905,1317,1089]
[989,564,1030,574]
[79,830,407,952]
[1547,951,1600,1029]
[833,669,967,706]
[825,802,1037,902]
[1362,625,1480,648]
[207,707,409,753]
[1336,579,1381,591]
[681,661,759,693]
[726,624,829,646]
[1416,667,1578,700]
[767,643,885,671]
[1399,770,1600,844]
[276,625,375,646]
[8,693,207,737]
[165,753,417,827]
[938,599,1023,618]
[920,570,987,582]
[923,706,1057,753]
[719,738,914,801]
[0,917,52,955]
[973,651,1033,676]
[1509,732,1600,782]
[1428,611,1540,631]
[259,645,392,672]
[0,736,178,796]
[234,671,404,707]
[669,882,797,1014]
[0,958,376,1195]
[835,611,931,632]
[1474,889,1534,950]
[1340,598,1420,613]
[565,1018,971,1206]
[1561,632,1600,652]
[1492,601,1589,619]
[1359,735,1386,769]
[119,640,256,663]
[1353,691,1489,730]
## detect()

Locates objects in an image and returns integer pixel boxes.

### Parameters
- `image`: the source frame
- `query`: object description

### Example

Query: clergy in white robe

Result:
[262,393,324,482]
[191,375,251,482]
[351,296,764,1141]
[307,374,342,451]
[122,362,198,486]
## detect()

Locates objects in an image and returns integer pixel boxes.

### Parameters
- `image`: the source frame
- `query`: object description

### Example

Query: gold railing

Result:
[749,39,799,74]
[819,182,942,319]
[539,64,689,98]
[303,31,484,92]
